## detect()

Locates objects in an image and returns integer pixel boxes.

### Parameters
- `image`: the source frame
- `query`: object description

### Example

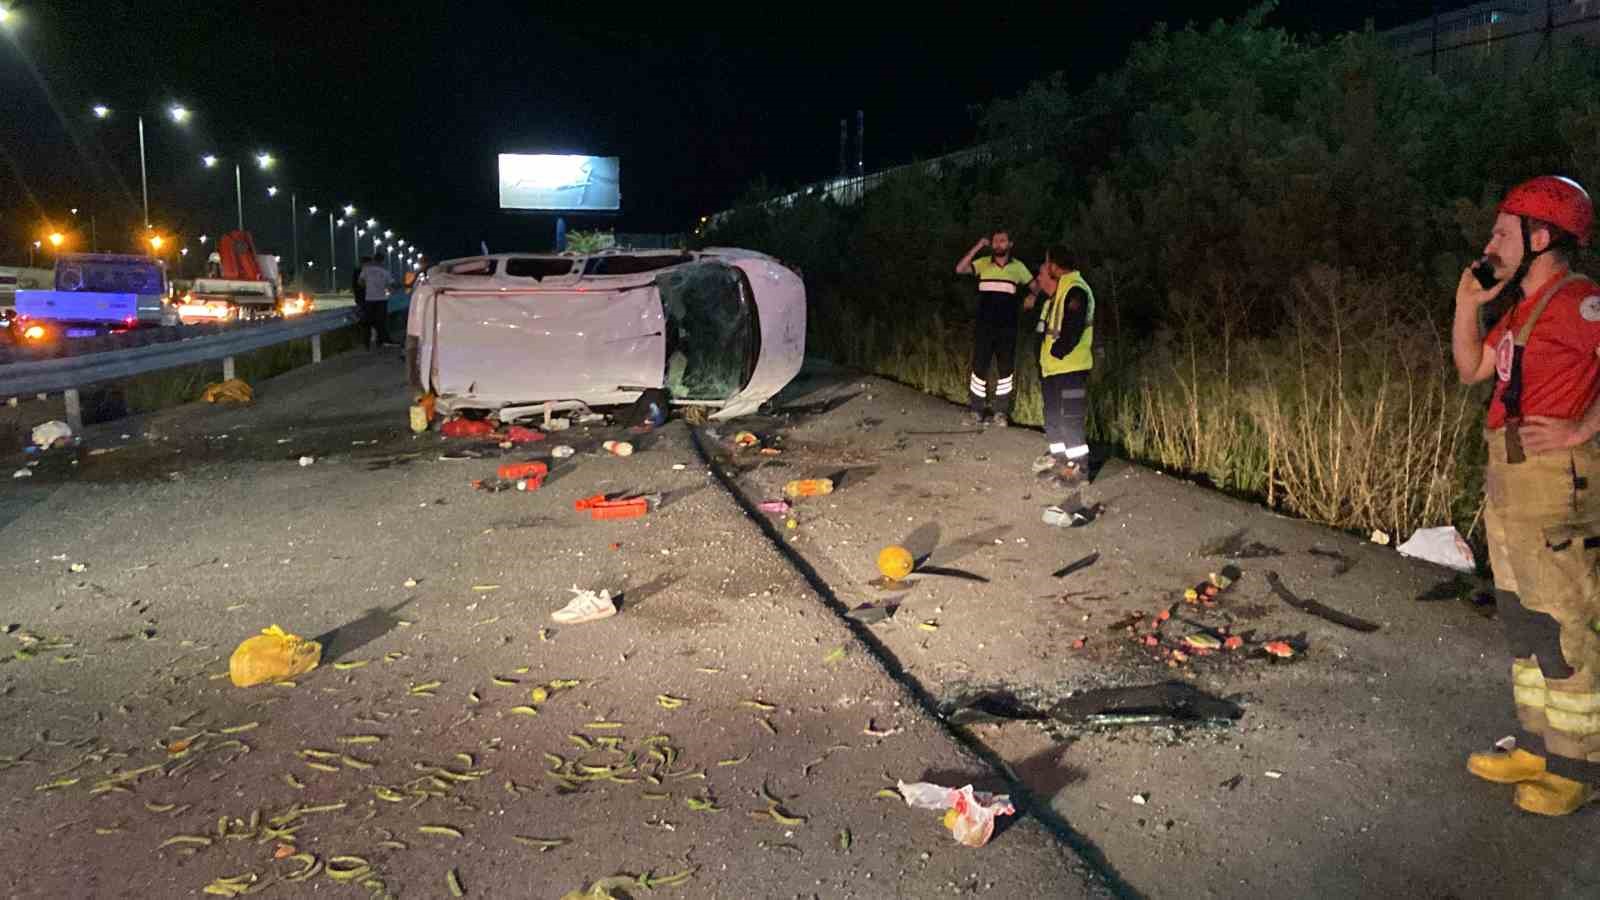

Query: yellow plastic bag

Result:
[202,379,254,405]
[229,625,321,687]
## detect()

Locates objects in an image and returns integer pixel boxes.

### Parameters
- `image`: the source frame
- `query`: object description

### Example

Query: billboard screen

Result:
[498,154,621,212]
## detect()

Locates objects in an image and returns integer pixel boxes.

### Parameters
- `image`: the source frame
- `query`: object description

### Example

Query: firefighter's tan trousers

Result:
[1483,429,1600,780]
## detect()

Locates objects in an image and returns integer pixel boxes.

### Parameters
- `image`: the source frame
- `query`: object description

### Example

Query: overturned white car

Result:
[407,248,804,421]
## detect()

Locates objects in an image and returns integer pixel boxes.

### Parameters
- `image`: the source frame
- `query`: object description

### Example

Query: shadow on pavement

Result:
[901,523,942,563]
[314,599,415,663]
[617,574,683,612]
[923,524,1012,568]
[822,465,878,492]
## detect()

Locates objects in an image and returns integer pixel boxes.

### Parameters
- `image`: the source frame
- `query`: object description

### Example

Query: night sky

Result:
[1,1,1441,273]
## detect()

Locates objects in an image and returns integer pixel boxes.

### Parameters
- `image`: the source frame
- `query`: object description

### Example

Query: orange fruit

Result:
[876,545,914,581]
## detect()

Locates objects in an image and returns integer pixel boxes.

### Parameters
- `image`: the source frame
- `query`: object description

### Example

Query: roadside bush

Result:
[703,6,1599,539]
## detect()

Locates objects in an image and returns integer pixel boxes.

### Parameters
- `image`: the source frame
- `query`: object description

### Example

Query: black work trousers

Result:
[1042,370,1090,463]
[969,299,1020,414]
[362,300,392,347]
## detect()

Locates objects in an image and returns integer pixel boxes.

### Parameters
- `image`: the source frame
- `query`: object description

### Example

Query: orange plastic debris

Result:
[498,461,549,482]
[1264,640,1295,658]
[589,497,650,520]
[1224,636,1245,651]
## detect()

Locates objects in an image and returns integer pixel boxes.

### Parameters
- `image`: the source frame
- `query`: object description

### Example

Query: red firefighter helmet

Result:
[1498,175,1593,247]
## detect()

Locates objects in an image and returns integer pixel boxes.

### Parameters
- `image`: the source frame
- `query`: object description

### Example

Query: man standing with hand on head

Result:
[956,228,1040,428]
[1452,175,1600,817]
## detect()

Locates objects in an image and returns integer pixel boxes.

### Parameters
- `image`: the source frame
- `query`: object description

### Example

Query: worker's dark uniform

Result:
[965,256,1033,417]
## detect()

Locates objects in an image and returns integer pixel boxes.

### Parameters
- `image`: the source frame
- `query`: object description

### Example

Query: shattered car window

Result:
[446,259,498,276]
[659,262,758,400]
[586,254,693,276]
[58,259,165,294]
[504,258,574,280]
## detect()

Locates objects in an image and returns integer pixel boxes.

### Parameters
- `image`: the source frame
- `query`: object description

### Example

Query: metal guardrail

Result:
[0,306,361,430]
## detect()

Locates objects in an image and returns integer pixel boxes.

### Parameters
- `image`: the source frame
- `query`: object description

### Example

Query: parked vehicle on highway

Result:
[0,265,52,307]
[10,253,177,345]
[179,230,312,322]
[408,248,805,421]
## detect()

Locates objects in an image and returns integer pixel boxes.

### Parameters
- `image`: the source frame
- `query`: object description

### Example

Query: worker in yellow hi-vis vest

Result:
[1453,175,1600,816]
[1034,244,1094,486]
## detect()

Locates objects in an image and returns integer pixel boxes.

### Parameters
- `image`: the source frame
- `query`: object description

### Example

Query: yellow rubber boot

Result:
[1467,748,1547,783]
[1515,772,1595,816]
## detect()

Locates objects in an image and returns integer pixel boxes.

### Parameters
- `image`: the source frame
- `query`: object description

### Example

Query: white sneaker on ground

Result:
[551,586,617,624]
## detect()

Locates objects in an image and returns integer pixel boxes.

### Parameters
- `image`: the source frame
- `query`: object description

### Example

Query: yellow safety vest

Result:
[1039,270,1095,376]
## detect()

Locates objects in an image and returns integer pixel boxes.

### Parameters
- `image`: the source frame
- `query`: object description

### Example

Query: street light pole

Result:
[290,191,299,291]
[328,212,337,293]
[234,163,244,231]
[137,115,150,229]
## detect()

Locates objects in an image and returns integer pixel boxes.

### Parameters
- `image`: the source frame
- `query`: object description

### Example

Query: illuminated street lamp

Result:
[205,151,277,231]
[89,103,190,229]
[0,6,13,27]
[330,212,352,292]
[266,185,279,197]
[48,232,64,249]
[383,229,392,239]
[307,205,318,215]
[365,218,376,228]
[343,204,355,216]
[149,234,164,251]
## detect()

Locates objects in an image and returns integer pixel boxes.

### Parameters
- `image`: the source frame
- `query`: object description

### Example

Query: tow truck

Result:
[178,229,313,322]
[10,253,177,345]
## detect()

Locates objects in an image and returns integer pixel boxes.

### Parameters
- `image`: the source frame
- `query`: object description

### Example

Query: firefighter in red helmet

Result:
[1452,175,1600,815]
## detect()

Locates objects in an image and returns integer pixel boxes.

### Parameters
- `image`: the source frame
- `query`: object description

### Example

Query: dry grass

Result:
[811,268,1486,538]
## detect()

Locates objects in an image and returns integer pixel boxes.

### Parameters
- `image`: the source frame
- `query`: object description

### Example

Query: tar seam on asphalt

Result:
[690,425,1137,900]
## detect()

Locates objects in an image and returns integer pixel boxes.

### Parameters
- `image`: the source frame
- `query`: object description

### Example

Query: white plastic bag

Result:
[1397,526,1475,573]
[897,780,1015,847]
[32,420,73,448]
